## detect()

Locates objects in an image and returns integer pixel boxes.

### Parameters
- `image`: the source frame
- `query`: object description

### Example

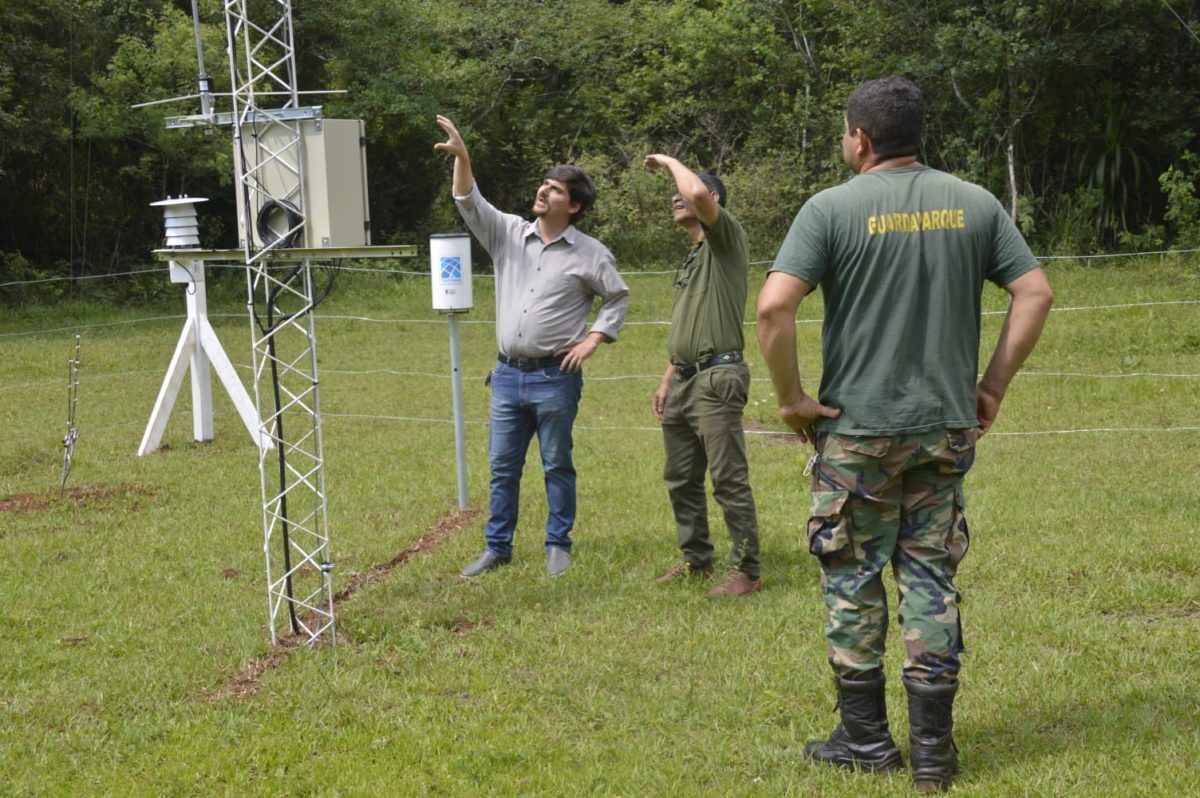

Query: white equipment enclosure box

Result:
[235,118,371,249]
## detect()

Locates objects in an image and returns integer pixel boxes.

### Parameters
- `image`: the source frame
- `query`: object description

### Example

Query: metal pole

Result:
[448,314,468,510]
[189,0,213,120]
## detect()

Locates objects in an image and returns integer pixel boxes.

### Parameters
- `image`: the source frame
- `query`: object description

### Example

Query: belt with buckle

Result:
[675,351,743,380]
[498,352,565,371]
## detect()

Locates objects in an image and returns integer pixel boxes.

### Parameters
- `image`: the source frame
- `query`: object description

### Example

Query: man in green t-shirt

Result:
[644,154,761,598]
[757,77,1053,791]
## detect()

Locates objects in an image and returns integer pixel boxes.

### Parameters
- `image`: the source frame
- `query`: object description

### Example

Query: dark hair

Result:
[846,77,924,159]
[699,173,727,207]
[543,164,597,221]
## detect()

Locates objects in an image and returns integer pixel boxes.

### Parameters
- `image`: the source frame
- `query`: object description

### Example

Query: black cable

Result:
[256,199,303,248]
[233,119,302,632]
[232,118,339,635]
[265,319,300,635]
[252,261,340,336]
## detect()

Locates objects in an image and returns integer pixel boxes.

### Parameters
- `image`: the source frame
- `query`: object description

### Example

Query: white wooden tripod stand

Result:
[137,255,268,456]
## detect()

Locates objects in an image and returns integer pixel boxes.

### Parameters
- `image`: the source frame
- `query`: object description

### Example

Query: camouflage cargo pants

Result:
[807,428,977,684]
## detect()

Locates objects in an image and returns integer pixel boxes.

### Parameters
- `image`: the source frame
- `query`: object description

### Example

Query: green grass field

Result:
[2,255,1199,796]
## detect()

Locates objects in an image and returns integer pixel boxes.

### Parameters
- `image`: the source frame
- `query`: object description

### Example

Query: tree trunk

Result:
[1006,138,1019,224]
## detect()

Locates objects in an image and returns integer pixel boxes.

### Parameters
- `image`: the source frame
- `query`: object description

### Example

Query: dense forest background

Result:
[2,0,1199,303]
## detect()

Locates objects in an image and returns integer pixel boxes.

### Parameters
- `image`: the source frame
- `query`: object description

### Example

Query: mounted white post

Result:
[138,197,268,456]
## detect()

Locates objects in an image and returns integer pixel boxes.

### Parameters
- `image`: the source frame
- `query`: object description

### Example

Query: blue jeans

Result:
[484,360,583,558]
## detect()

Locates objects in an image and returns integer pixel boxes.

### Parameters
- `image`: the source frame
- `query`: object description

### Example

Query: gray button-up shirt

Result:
[455,183,629,358]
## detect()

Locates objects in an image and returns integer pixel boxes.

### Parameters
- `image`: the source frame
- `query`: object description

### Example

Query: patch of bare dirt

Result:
[451,615,494,635]
[332,508,481,604]
[0,483,157,517]
[206,508,481,701]
[214,644,295,700]
[1104,599,1200,623]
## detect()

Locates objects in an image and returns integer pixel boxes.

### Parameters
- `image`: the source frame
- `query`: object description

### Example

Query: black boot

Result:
[905,678,959,792]
[804,672,903,773]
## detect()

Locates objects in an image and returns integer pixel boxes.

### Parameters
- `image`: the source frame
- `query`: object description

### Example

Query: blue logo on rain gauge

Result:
[440,255,462,283]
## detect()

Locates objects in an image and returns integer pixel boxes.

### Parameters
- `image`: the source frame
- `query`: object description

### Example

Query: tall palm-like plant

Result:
[1078,94,1151,241]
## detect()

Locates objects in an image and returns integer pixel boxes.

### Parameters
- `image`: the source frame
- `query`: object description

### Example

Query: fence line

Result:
[0,368,168,394]
[1042,298,1200,313]
[314,367,1200,382]
[7,292,1200,340]
[3,403,1196,448]
[4,360,1195,448]
[3,247,1199,290]
[5,356,1199,398]
[3,257,1199,449]
[0,315,186,339]
[0,266,170,289]
[320,412,1200,440]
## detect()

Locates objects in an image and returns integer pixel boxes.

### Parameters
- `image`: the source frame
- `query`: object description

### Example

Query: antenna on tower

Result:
[189,0,214,125]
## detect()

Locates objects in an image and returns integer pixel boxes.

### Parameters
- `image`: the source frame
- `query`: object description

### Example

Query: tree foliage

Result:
[2,0,1199,296]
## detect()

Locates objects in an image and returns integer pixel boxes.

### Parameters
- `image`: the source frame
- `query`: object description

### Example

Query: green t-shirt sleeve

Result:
[703,206,749,269]
[770,197,828,286]
[985,198,1038,286]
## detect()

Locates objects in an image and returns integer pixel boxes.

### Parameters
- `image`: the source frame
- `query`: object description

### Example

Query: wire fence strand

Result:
[2,250,1198,448]
[3,247,1199,290]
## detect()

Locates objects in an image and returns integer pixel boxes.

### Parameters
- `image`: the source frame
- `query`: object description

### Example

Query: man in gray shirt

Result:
[435,115,629,578]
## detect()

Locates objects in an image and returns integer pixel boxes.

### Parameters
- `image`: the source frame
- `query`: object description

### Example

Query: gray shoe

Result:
[460,550,511,578]
[546,546,572,576]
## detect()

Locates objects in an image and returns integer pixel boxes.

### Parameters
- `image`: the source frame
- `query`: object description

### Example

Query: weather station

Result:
[134,0,417,647]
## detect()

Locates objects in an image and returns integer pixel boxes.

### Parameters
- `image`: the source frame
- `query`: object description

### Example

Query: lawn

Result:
[1,253,1198,796]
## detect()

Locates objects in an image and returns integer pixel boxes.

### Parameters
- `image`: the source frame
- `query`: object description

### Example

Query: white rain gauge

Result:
[431,233,472,510]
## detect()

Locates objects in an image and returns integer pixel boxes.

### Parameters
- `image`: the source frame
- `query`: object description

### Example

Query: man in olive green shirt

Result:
[757,77,1053,791]
[644,154,760,598]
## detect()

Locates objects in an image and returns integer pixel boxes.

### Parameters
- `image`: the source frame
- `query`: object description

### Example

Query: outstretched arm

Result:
[434,115,475,197]
[976,266,1054,435]
[756,271,840,444]
[642,153,720,228]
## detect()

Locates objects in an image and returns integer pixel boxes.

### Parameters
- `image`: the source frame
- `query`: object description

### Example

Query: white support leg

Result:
[138,317,198,456]
[199,316,272,450]
[138,258,269,455]
[186,267,215,442]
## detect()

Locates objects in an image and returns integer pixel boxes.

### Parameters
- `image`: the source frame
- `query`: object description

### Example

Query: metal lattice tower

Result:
[224,0,334,646]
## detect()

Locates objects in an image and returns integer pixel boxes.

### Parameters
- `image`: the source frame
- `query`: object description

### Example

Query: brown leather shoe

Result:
[655,561,714,585]
[708,569,762,597]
